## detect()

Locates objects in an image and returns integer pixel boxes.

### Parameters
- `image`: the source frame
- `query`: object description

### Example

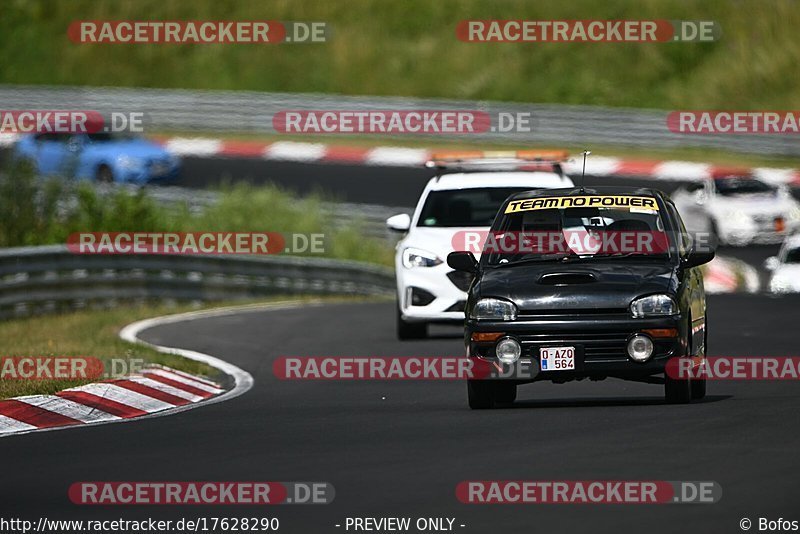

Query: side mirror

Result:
[683,244,715,268]
[447,251,478,274]
[386,213,411,233]
[765,256,780,271]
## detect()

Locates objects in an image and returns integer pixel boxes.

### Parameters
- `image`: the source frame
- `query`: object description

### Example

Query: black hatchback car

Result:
[447,186,714,409]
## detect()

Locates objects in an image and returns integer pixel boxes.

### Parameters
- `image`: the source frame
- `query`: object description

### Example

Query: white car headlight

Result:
[724,210,752,226]
[788,204,800,221]
[116,155,142,169]
[470,298,518,321]
[630,294,678,318]
[402,247,442,268]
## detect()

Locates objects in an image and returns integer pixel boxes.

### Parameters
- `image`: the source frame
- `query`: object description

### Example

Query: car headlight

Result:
[724,210,752,226]
[470,298,518,321]
[788,205,800,221]
[116,155,143,169]
[630,294,678,318]
[402,247,442,268]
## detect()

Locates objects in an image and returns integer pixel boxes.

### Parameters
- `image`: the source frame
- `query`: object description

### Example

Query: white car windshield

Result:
[714,177,776,196]
[417,187,532,227]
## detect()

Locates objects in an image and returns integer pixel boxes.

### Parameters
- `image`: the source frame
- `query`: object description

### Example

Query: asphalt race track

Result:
[176,156,687,206]
[1,295,799,533]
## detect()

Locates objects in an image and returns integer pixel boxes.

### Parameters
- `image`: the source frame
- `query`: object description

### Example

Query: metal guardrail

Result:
[0,245,395,320]
[1,84,797,156]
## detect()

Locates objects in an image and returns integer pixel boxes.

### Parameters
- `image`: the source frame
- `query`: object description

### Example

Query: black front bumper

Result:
[466,313,686,383]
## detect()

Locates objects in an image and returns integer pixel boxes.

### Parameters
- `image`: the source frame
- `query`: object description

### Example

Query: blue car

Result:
[13,132,180,184]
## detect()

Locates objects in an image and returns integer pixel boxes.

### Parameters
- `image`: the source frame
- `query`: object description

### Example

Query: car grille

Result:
[446,270,473,292]
[519,331,630,361]
[517,308,628,319]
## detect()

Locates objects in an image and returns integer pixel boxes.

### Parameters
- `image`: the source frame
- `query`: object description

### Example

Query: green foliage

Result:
[1,0,798,108]
[0,168,393,265]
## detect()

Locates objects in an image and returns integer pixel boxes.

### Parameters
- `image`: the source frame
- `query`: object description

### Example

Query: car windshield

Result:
[714,177,776,196]
[416,187,531,227]
[484,195,671,266]
[783,248,800,264]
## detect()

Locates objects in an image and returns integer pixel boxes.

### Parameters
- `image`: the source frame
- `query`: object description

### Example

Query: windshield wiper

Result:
[492,253,577,267]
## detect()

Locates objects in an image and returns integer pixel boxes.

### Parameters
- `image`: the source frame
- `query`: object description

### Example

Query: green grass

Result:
[1,0,799,109]
[0,164,395,265]
[0,296,380,398]
[0,302,221,398]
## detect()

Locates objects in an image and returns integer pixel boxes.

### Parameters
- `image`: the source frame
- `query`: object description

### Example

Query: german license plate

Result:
[540,346,575,371]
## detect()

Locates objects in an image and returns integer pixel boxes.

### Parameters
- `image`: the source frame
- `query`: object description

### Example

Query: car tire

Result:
[467,380,516,409]
[665,373,692,404]
[709,218,723,247]
[396,307,427,340]
[665,317,694,404]
[692,316,708,400]
[96,165,114,183]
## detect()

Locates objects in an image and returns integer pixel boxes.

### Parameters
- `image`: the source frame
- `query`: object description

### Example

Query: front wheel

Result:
[396,307,427,340]
[467,380,516,409]
[665,374,692,404]
[96,165,114,183]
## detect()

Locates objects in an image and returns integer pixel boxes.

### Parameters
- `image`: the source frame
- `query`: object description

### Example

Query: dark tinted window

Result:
[714,177,776,196]
[417,187,529,227]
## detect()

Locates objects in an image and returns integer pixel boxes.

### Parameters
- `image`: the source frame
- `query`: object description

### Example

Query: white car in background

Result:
[672,171,800,246]
[386,151,574,339]
[766,234,800,294]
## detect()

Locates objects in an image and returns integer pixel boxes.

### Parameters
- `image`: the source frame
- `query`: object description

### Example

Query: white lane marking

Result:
[144,369,225,394]
[264,141,326,161]
[0,415,37,434]
[65,382,174,413]
[653,161,712,181]
[164,137,223,156]
[155,366,220,389]
[365,147,430,166]
[15,396,119,423]
[126,376,204,402]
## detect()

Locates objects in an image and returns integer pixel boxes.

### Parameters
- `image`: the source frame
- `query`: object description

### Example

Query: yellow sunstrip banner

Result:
[505,195,659,214]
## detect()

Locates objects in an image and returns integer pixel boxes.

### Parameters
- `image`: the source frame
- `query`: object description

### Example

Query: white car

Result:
[766,234,800,294]
[387,152,574,339]
[672,172,800,246]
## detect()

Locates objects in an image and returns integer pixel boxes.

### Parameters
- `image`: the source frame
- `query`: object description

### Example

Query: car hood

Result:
[477,260,676,311]
[86,139,172,159]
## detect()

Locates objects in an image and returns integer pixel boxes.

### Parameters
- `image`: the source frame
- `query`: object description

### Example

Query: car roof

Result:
[426,171,572,191]
[506,185,666,200]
